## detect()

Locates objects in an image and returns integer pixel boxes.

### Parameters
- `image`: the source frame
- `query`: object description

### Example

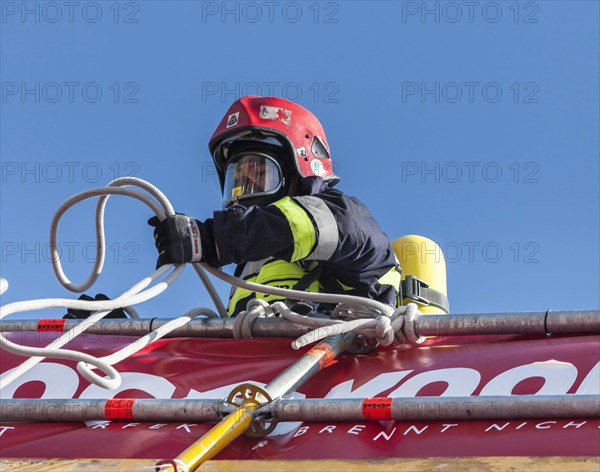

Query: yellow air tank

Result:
[392,235,449,315]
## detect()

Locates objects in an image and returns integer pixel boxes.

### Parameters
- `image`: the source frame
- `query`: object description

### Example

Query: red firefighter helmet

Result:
[209,96,339,206]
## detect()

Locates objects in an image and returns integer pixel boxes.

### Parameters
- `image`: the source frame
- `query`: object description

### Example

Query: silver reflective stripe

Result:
[229,258,272,299]
[294,196,339,261]
[241,257,272,279]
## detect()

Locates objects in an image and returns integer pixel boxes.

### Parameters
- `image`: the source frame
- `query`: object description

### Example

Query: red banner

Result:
[0,332,598,459]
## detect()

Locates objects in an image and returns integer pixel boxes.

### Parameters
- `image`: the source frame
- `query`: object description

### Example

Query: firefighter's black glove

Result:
[63,293,127,319]
[147,214,203,268]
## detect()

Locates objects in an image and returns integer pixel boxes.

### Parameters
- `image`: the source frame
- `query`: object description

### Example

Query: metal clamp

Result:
[226,383,277,438]
[346,334,378,354]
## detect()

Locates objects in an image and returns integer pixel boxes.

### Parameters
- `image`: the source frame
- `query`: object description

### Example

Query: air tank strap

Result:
[285,263,325,315]
[401,275,450,313]
[292,263,322,292]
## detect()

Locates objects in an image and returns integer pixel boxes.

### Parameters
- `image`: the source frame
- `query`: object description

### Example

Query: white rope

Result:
[400,303,425,344]
[203,265,396,317]
[49,186,166,292]
[77,307,217,387]
[0,177,225,390]
[232,299,278,339]
[123,305,140,319]
[48,177,226,316]
[1,176,417,392]
[0,264,183,389]
[0,278,8,296]
[232,300,421,349]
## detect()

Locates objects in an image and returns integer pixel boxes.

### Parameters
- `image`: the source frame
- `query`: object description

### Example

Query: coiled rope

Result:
[0,177,422,392]
[232,299,422,349]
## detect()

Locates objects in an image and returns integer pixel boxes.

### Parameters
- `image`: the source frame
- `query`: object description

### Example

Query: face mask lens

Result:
[223,154,282,206]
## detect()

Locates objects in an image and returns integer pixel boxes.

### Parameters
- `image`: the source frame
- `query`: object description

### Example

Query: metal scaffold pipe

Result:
[1,310,597,339]
[414,310,600,337]
[545,310,600,333]
[157,332,355,472]
[415,312,547,336]
[2,395,598,423]
[0,399,225,423]
[0,318,312,339]
[268,395,600,421]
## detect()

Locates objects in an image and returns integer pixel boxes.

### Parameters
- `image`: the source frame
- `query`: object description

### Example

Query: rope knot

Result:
[233,298,282,340]
[392,303,424,345]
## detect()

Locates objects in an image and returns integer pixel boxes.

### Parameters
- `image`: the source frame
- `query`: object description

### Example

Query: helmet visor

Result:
[223,153,283,207]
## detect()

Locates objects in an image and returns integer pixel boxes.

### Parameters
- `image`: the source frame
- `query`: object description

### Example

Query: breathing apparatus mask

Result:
[217,134,294,208]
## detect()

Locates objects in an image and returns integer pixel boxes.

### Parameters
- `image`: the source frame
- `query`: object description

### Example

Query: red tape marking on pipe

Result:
[104,399,135,421]
[362,397,393,420]
[36,319,66,332]
[307,342,336,370]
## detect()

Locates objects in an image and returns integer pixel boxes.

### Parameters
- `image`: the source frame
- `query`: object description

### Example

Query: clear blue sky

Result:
[1,1,598,320]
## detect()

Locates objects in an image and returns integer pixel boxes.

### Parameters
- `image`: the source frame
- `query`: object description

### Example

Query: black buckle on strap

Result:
[403,275,431,306]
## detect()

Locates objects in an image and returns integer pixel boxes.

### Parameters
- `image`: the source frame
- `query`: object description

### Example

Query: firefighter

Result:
[149,96,401,316]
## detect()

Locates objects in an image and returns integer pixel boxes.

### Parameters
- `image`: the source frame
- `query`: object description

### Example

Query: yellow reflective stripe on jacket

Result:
[227,281,290,315]
[377,266,402,290]
[227,259,320,315]
[271,197,316,262]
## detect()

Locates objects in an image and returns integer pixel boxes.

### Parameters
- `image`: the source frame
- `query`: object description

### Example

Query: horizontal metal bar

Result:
[2,395,598,423]
[546,310,600,334]
[415,310,600,337]
[0,317,313,339]
[1,310,598,339]
[0,399,226,423]
[269,395,600,421]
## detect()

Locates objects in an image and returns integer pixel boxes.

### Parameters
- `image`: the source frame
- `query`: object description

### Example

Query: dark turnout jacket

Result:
[203,187,401,316]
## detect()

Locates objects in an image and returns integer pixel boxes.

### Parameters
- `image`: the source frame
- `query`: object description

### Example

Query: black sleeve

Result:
[204,205,296,267]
